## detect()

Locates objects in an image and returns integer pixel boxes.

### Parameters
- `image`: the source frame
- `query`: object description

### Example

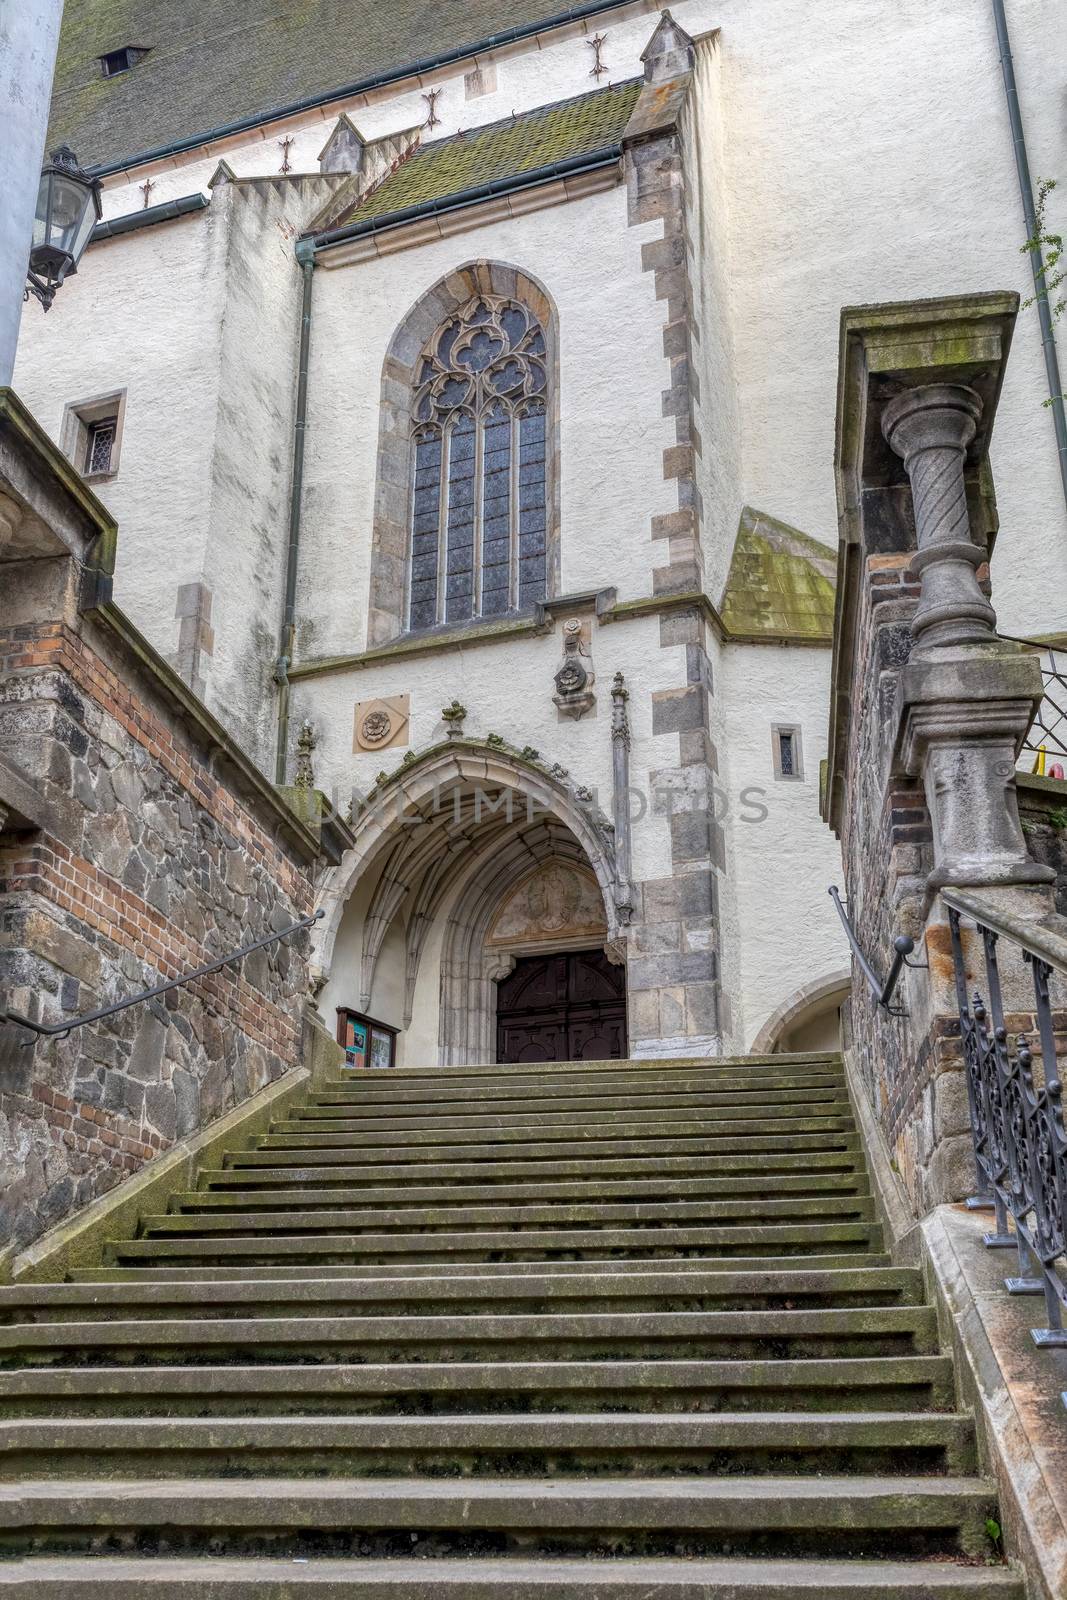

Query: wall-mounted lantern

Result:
[25,147,101,312]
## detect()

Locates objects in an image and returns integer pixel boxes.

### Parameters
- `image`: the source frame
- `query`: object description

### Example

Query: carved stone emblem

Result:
[353,694,410,753]
[553,617,595,719]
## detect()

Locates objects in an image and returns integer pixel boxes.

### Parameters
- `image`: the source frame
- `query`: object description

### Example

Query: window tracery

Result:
[409,295,548,631]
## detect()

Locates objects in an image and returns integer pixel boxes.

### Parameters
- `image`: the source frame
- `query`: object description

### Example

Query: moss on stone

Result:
[337,80,642,227]
[720,507,837,643]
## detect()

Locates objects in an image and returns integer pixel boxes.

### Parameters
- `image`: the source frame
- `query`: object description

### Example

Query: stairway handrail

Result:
[828,885,914,1014]
[1,909,323,1042]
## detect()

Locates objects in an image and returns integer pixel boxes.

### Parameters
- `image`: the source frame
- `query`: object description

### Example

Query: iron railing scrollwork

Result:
[1,909,324,1043]
[946,892,1067,1348]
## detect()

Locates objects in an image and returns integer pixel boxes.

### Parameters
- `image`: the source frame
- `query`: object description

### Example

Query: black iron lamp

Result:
[25,146,102,311]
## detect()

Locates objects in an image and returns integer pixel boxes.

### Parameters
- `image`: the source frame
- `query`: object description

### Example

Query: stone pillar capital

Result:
[882,382,982,461]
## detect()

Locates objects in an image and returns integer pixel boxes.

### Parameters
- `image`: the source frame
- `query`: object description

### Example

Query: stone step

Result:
[227,1137,864,1171]
[0,1555,1025,1598]
[305,1068,847,1108]
[0,1356,958,1417]
[254,1122,857,1154]
[0,1305,938,1364]
[0,1475,999,1560]
[68,1250,896,1281]
[144,1196,878,1236]
[268,1107,856,1139]
[102,1221,885,1266]
[0,1412,977,1478]
[319,1053,841,1085]
[192,1172,872,1206]
[293,1087,848,1121]
[0,1267,924,1323]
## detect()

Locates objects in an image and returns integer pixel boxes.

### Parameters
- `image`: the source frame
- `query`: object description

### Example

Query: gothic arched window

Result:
[408,295,548,631]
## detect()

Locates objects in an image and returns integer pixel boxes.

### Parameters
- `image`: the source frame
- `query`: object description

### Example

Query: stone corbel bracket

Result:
[825,292,1052,891]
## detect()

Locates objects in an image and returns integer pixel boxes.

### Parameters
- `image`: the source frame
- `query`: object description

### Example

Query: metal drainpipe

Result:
[991,0,1067,518]
[274,240,315,785]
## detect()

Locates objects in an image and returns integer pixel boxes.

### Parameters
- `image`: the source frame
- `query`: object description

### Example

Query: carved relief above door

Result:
[485,862,607,949]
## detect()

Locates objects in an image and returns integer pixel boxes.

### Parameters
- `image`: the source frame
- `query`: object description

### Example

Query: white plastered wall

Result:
[716,639,849,1051]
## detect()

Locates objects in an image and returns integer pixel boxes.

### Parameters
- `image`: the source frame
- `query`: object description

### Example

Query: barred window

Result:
[408,295,548,631]
[84,417,117,476]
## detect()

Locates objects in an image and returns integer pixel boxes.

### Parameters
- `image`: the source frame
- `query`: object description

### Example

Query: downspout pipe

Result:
[274,238,315,785]
[992,0,1067,519]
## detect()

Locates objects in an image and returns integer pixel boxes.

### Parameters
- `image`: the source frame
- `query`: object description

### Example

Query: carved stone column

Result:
[881,384,995,656]
[610,671,635,923]
[882,383,1051,889]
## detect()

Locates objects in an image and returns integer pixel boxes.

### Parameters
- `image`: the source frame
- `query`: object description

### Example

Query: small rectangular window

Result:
[772,724,804,781]
[84,418,117,476]
[61,389,127,481]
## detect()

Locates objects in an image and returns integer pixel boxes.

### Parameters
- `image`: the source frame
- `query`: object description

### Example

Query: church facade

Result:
[12,0,1066,1067]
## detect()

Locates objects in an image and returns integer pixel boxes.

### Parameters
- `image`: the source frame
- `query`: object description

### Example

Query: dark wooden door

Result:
[496,949,627,1063]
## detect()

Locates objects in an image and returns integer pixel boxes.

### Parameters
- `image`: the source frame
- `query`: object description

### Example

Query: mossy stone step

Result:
[101,1221,885,1267]
[144,1197,877,1236]
[0,1356,958,1418]
[0,1411,977,1479]
[0,1266,924,1323]
[0,1554,1026,1597]
[221,1146,863,1177]
[316,1051,841,1085]
[191,1172,871,1206]
[306,1068,846,1108]
[0,1475,1000,1560]
[255,1121,857,1154]
[296,1084,847,1117]
[267,1108,856,1139]
[66,1250,896,1281]
[235,1132,863,1166]
[0,1305,938,1365]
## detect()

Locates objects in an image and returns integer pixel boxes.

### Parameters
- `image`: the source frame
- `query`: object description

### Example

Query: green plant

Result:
[1021,177,1065,410]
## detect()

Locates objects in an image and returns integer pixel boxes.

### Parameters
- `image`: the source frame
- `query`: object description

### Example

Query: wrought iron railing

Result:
[1002,634,1067,771]
[828,886,916,1014]
[944,886,1066,1350]
[1,909,323,1042]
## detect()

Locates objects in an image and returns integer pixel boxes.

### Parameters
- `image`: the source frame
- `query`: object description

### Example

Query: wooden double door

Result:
[496,948,627,1063]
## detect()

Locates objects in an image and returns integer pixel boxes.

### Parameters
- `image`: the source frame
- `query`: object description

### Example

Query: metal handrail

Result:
[1,909,323,1042]
[943,884,1067,1351]
[828,885,915,1014]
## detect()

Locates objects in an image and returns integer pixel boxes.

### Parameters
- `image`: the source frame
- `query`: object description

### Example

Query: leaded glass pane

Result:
[517,402,547,608]
[409,427,442,631]
[445,413,476,623]
[408,293,549,629]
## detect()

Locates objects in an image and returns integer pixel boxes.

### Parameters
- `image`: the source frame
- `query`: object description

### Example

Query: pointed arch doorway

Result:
[496,947,627,1063]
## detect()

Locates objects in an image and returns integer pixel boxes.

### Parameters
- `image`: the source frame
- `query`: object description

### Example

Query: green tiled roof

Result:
[47,1,629,173]
[335,80,641,229]
[720,507,837,643]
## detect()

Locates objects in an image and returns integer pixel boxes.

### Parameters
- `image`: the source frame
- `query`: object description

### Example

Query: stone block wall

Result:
[0,612,316,1251]
[0,395,319,1255]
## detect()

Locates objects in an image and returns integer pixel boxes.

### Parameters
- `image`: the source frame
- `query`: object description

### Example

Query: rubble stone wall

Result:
[0,611,315,1253]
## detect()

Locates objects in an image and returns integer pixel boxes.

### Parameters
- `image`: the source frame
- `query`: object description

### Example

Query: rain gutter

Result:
[305,145,622,255]
[991,0,1067,518]
[88,192,208,243]
[274,240,316,785]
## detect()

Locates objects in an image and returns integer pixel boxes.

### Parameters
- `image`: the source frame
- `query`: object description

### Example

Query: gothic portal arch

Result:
[368,261,561,646]
[313,742,625,1063]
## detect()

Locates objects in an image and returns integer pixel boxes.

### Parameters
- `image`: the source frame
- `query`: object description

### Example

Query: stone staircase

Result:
[0,1052,1023,1595]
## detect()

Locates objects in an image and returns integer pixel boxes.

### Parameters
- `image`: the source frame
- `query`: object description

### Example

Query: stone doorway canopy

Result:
[314,741,626,1064]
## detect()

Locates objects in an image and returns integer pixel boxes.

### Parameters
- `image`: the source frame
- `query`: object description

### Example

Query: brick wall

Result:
[0,612,315,1252]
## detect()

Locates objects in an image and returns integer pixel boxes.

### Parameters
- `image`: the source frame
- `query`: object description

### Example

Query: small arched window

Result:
[408,295,548,630]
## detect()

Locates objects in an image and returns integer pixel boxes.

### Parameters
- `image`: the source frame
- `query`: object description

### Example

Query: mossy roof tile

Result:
[48,0,630,172]
[720,508,837,643]
[335,80,640,228]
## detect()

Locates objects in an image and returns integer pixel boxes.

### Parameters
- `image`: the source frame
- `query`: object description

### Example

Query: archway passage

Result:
[496,949,627,1063]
